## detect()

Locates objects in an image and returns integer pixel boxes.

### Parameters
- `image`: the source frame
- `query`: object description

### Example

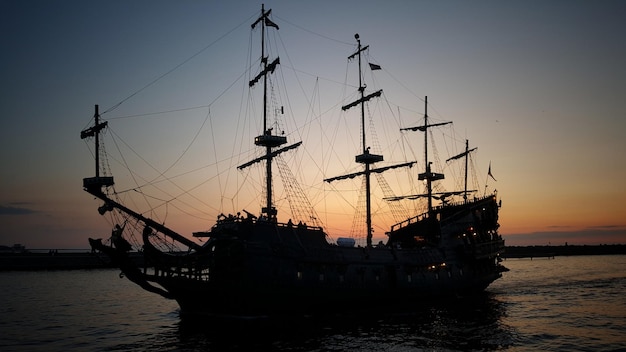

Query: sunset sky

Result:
[1,0,625,249]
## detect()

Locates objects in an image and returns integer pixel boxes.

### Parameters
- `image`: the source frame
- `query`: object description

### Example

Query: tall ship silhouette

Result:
[83,6,506,316]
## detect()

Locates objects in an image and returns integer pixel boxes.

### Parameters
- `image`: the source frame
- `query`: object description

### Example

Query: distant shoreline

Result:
[502,244,626,259]
[0,251,143,271]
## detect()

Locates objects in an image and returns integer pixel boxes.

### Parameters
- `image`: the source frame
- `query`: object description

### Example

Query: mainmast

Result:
[239,5,299,220]
[81,105,200,249]
[325,34,413,247]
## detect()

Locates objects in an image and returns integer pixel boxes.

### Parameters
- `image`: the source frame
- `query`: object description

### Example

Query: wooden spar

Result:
[325,34,413,247]
[84,187,202,251]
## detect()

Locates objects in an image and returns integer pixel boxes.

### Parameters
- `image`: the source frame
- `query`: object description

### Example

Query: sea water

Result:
[0,255,624,351]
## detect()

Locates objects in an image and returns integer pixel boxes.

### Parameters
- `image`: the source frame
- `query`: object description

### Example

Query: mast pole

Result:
[464,139,469,203]
[398,98,450,209]
[94,104,100,178]
[261,4,273,218]
[423,97,433,212]
[356,34,374,247]
[327,34,388,247]
[246,4,285,219]
[261,4,267,134]
[81,104,113,190]
[356,35,366,156]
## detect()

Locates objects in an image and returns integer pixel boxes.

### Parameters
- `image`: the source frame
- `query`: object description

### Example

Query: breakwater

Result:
[0,251,143,271]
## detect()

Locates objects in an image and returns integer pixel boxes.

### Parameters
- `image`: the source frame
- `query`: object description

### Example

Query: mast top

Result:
[81,104,114,191]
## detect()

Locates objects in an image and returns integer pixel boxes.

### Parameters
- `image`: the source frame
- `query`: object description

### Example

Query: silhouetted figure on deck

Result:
[111,224,132,252]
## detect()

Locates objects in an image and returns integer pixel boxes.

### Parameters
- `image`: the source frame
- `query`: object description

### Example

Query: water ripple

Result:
[1,256,625,351]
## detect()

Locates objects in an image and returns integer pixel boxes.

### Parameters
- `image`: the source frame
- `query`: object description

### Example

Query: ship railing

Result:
[433,194,497,212]
[390,211,430,232]
[144,254,211,281]
[149,264,210,281]
[473,239,505,259]
[390,194,499,233]
[208,214,324,232]
[275,220,324,232]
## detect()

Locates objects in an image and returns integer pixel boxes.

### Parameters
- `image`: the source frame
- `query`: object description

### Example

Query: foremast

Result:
[81,105,201,251]
[237,5,300,220]
[325,34,414,247]
[81,105,114,190]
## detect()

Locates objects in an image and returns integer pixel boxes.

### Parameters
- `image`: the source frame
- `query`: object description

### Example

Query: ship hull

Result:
[147,256,503,317]
[86,195,505,317]
[146,271,502,317]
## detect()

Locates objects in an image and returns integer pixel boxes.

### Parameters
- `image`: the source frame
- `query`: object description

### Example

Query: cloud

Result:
[586,225,623,230]
[0,205,39,215]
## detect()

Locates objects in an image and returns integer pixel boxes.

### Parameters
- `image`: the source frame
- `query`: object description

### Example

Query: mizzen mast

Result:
[446,139,477,203]
[400,97,451,213]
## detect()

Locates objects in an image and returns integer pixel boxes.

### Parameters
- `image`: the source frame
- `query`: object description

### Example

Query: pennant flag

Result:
[265,17,279,29]
[488,162,497,181]
[369,63,381,70]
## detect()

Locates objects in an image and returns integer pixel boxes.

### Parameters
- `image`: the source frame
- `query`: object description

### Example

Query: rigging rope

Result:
[275,15,353,46]
[349,177,367,245]
[374,173,409,224]
[102,12,257,116]
[275,154,324,229]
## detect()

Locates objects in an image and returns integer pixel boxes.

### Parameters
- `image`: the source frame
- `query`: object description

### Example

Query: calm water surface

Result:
[1,255,625,351]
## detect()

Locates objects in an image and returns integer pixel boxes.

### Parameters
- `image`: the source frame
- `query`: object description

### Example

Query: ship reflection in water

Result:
[0,270,513,351]
[1,255,625,351]
[173,294,512,351]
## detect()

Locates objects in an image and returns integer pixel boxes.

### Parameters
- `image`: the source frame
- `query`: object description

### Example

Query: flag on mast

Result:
[369,63,381,70]
[265,17,279,29]
[488,162,497,181]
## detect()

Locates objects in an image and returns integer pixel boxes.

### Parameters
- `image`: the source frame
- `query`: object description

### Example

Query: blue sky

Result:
[1,0,625,248]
